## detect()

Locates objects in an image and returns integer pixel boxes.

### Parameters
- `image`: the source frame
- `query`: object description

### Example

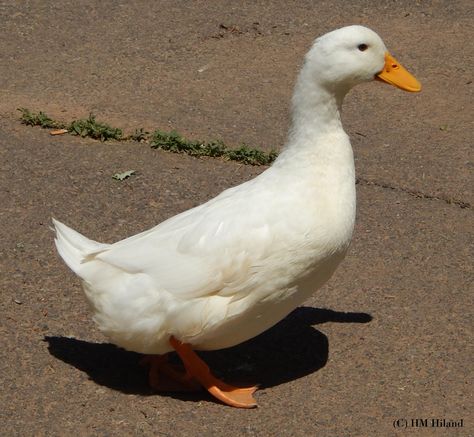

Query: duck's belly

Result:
[99,251,346,355]
[191,250,347,351]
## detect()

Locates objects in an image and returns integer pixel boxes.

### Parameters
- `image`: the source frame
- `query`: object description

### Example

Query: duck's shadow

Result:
[45,307,371,398]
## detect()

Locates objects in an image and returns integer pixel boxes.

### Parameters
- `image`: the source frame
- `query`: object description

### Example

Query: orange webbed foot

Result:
[169,336,258,408]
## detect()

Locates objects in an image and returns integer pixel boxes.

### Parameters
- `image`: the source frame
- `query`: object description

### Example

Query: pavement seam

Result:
[356,177,471,210]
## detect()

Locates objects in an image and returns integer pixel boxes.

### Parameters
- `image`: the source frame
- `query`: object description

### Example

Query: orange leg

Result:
[169,336,258,408]
[141,354,201,392]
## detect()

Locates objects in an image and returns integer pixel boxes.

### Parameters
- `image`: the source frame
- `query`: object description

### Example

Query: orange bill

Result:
[376,52,421,92]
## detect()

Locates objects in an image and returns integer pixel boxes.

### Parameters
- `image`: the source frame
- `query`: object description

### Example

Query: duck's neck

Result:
[275,68,351,166]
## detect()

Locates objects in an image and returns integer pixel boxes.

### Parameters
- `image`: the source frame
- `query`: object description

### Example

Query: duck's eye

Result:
[358,43,368,52]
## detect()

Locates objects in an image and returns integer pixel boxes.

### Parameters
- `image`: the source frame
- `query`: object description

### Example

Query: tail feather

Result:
[52,218,109,275]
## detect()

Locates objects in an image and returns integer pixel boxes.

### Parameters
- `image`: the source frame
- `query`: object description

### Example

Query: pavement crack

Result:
[356,177,471,209]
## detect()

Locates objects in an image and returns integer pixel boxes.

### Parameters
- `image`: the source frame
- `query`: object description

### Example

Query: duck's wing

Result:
[85,182,277,299]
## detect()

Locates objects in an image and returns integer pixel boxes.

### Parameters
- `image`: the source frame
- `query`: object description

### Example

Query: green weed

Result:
[151,129,276,165]
[68,114,123,141]
[128,128,150,142]
[18,108,278,165]
[18,108,64,129]
[226,144,278,165]
[150,130,225,157]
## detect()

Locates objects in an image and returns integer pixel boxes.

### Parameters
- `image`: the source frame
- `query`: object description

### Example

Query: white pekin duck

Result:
[53,25,421,408]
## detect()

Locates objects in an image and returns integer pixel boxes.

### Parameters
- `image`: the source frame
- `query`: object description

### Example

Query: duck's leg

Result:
[169,336,258,408]
[141,354,201,392]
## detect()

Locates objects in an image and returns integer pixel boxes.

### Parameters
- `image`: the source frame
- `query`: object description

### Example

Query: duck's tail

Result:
[52,218,108,276]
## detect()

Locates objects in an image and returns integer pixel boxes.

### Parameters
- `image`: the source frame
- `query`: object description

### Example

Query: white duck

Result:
[53,25,420,408]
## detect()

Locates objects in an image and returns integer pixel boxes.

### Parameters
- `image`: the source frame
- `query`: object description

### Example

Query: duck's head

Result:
[303,25,421,96]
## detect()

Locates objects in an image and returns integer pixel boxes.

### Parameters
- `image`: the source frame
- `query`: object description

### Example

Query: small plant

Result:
[226,144,278,165]
[202,140,227,157]
[18,108,64,129]
[128,128,150,142]
[68,114,123,141]
[151,129,228,158]
[150,130,198,153]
